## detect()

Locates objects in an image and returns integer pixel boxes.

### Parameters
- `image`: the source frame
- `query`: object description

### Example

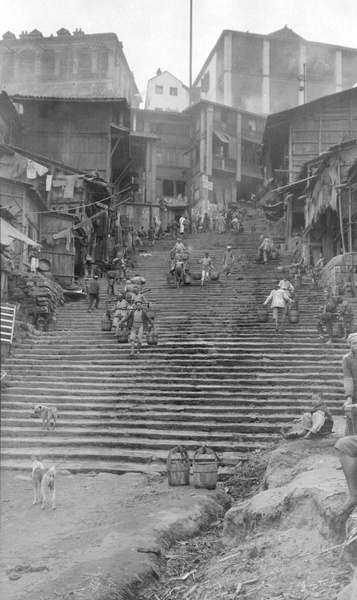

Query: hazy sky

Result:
[3,0,357,96]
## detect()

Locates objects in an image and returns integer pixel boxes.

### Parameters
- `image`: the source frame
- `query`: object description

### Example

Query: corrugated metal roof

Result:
[0,218,41,247]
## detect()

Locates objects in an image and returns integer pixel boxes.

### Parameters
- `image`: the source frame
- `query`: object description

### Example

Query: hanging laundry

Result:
[53,228,73,252]
[46,175,53,191]
[52,179,66,188]
[63,175,78,199]
[26,159,48,179]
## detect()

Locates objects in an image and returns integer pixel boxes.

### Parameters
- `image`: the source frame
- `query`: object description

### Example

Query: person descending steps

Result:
[223,245,235,276]
[198,252,214,286]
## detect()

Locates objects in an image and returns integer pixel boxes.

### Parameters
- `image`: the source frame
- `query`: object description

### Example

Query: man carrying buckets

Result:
[198,252,214,286]
[120,300,154,356]
[263,281,293,334]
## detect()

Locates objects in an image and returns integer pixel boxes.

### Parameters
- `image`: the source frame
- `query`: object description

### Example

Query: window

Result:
[78,47,92,79]
[155,85,163,94]
[176,181,186,196]
[59,48,71,78]
[163,180,174,196]
[19,50,35,78]
[41,49,55,80]
[99,46,109,73]
[1,50,14,82]
[169,87,178,96]
[248,119,257,131]
[221,109,228,123]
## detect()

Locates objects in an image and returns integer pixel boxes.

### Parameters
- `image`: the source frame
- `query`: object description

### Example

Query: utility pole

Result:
[189,0,193,105]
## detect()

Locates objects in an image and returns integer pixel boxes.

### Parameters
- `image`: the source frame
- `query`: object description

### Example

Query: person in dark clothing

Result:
[337,296,354,339]
[316,289,338,344]
[87,275,100,312]
[281,392,333,439]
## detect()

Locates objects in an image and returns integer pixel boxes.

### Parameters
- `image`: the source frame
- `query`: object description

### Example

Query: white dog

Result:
[31,456,56,509]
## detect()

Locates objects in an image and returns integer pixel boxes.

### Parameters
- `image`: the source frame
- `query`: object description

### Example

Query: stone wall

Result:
[320,253,357,292]
[7,271,65,320]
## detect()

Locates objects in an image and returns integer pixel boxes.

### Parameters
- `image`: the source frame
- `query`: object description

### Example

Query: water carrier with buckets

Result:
[167,446,190,486]
[193,446,218,489]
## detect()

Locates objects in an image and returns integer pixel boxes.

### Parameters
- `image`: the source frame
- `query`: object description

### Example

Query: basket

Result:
[147,331,158,345]
[101,319,112,331]
[193,446,218,490]
[167,446,190,486]
[257,307,269,322]
[210,271,220,281]
[117,326,129,343]
[288,309,300,323]
[191,272,201,281]
[184,273,192,285]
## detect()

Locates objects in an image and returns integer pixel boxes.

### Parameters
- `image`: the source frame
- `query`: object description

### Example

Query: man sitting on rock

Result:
[281,391,334,440]
[334,435,357,515]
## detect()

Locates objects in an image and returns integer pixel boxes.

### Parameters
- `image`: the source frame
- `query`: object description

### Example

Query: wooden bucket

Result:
[117,326,129,343]
[191,272,201,281]
[147,330,158,345]
[294,275,302,289]
[102,319,112,331]
[288,308,300,323]
[184,273,192,285]
[257,307,269,322]
[193,446,218,490]
[146,308,156,320]
[333,322,344,338]
[210,271,220,281]
[167,274,174,284]
[271,250,279,260]
[167,446,190,486]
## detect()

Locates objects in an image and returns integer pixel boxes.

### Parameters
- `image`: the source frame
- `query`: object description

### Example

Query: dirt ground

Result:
[0,469,227,600]
[1,437,356,600]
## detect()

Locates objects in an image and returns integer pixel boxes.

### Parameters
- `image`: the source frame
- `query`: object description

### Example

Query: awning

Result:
[214,130,230,144]
[0,218,41,247]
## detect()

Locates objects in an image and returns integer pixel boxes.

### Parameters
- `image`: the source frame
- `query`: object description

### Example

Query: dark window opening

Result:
[155,85,163,94]
[170,87,178,96]
[163,180,174,196]
[176,181,186,196]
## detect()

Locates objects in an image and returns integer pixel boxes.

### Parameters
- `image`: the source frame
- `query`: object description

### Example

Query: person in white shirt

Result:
[279,276,294,298]
[263,281,293,333]
[179,216,186,236]
[199,252,213,286]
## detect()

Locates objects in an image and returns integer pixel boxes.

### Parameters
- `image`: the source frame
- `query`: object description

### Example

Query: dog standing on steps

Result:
[31,456,56,509]
[33,403,58,430]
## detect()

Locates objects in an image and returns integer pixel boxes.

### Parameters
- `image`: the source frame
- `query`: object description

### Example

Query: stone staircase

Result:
[1,216,351,475]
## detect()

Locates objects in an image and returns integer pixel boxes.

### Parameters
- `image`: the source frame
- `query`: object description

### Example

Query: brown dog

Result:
[33,404,58,430]
[31,456,56,509]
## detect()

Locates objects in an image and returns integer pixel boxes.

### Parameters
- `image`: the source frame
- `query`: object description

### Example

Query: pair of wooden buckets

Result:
[167,445,218,489]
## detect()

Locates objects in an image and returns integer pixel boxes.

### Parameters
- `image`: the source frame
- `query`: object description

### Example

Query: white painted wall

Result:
[145,71,189,112]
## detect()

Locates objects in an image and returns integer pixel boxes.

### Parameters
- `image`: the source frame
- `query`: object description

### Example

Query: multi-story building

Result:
[0,28,141,105]
[130,108,191,227]
[260,87,357,255]
[193,26,357,115]
[184,100,264,215]
[145,70,189,112]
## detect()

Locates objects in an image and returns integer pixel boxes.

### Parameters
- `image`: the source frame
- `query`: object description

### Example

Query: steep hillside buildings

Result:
[193,26,357,115]
[0,29,140,105]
